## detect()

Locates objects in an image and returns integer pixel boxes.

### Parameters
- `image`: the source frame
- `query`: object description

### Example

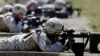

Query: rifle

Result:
[22,14,47,33]
[61,29,100,56]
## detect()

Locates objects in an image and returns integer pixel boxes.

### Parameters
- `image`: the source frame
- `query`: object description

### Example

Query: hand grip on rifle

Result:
[59,38,66,45]
[61,32,68,39]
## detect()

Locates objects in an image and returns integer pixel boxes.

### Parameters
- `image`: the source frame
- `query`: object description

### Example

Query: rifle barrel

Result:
[65,32,100,38]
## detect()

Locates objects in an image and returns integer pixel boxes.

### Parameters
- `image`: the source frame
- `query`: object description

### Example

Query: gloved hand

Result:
[61,32,67,39]
[59,39,66,45]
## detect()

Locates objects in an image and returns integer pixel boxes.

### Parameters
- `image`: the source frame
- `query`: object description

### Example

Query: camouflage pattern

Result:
[0,34,26,51]
[12,4,27,15]
[1,4,13,14]
[0,12,13,32]
[0,15,9,32]
[43,18,63,34]
[0,30,63,52]
[3,15,23,33]
[32,30,63,52]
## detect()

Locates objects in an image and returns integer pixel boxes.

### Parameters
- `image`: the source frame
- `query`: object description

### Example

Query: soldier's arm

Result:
[3,16,19,32]
[38,33,63,52]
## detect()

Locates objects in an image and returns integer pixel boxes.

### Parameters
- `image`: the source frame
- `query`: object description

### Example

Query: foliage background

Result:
[65,0,100,32]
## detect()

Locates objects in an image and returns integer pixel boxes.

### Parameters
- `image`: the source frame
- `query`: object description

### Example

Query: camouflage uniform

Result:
[3,15,23,33]
[3,4,27,33]
[0,30,63,52]
[0,18,63,52]
[0,4,13,14]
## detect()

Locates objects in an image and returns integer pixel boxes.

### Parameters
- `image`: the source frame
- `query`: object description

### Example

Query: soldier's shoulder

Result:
[4,12,13,16]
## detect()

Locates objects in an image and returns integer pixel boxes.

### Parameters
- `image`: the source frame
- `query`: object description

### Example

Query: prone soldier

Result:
[0,18,67,52]
[2,4,27,33]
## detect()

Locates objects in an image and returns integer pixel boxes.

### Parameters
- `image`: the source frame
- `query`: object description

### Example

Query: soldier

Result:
[65,1,74,17]
[23,0,43,32]
[3,4,27,33]
[26,0,42,17]
[0,4,13,14]
[37,0,48,6]
[0,4,13,32]
[54,0,68,18]
[0,18,66,52]
[42,4,56,18]
[47,0,56,4]
[54,0,65,10]
[38,0,55,6]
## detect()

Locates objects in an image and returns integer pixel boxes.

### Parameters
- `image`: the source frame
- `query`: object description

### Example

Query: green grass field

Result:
[68,0,100,32]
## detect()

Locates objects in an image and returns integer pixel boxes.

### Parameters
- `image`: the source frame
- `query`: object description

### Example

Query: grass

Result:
[0,0,6,7]
[67,0,100,32]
